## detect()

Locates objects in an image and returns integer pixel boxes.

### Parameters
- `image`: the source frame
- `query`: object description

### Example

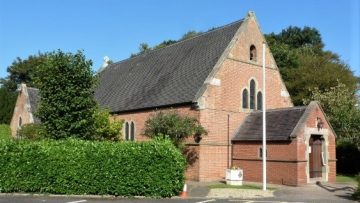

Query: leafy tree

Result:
[0,53,48,124]
[181,30,201,40]
[143,110,207,148]
[304,82,360,146]
[266,26,357,105]
[269,26,324,50]
[0,88,17,124]
[130,43,152,57]
[130,30,202,57]
[0,53,48,91]
[35,50,97,139]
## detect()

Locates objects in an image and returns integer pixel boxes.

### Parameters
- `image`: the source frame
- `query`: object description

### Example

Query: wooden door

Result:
[309,136,323,178]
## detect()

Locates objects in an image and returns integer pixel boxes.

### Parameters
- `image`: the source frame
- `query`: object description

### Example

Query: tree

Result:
[130,43,152,57]
[304,82,360,145]
[0,53,48,91]
[0,53,49,124]
[143,110,207,148]
[180,30,201,40]
[35,50,97,139]
[130,30,201,57]
[0,88,17,124]
[265,26,357,105]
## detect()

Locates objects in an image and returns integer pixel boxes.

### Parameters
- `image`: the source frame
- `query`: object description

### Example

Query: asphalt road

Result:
[0,196,310,203]
[0,182,357,203]
[0,196,356,203]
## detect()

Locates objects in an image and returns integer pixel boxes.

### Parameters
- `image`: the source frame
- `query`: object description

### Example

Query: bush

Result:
[93,107,123,141]
[143,110,207,148]
[17,123,45,140]
[0,138,186,197]
[336,139,360,175]
[0,124,11,140]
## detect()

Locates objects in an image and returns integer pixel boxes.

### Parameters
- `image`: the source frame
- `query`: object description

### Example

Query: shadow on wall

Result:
[183,147,199,166]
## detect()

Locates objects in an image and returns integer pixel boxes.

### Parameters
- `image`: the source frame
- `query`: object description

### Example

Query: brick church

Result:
[11,12,336,186]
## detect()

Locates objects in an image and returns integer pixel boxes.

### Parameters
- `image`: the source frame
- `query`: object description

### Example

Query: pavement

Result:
[185,180,358,202]
[0,181,358,203]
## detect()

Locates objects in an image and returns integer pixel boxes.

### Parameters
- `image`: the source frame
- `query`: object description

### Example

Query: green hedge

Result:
[0,138,186,197]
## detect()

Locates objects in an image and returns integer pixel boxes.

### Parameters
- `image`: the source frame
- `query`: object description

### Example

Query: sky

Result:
[0,0,359,79]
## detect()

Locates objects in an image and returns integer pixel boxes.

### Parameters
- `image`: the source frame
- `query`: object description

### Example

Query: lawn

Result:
[0,124,11,140]
[336,174,357,183]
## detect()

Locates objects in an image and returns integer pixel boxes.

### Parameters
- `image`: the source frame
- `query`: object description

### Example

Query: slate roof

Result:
[94,20,243,113]
[27,87,40,123]
[232,106,307,141]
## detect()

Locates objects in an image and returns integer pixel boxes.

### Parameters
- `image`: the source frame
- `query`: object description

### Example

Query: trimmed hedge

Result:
[0,138,186,197]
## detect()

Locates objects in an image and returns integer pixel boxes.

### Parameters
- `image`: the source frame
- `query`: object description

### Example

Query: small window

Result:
[259,147,267,158]
[242,89,249,109]
[257,92,263,110]
[125,121,135,141]
[130,122,135,141]
[18,117,22,127]
[125,122,129,140]
[250,45,257,61]
[250,80,256,109]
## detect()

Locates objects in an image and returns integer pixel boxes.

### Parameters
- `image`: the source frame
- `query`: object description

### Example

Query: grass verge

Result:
[208,183,275,190]
[336,174,357,183]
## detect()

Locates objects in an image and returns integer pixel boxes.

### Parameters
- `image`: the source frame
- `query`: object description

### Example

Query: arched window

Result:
[130,122,135,141]
[257,92,263,110]
[125,121,135,141]
[125,122,129,140]
[242,89,249,109]
[250,80,256,109]
[250,45,257,61]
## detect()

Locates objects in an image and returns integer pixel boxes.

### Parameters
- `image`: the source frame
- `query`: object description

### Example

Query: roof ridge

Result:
[107,19,244,68]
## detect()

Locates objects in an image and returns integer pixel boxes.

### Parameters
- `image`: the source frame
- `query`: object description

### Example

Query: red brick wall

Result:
[110,15,298,182]
[112,105,201,180]
[195,15,293,181]
[10,84,33,137]
[183,145,200,181]
[231,103,336,185]
[113,105,199,142]
[232,140,307,186]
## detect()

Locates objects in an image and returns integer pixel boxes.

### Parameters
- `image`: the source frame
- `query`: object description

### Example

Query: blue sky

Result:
[0,0,359,78]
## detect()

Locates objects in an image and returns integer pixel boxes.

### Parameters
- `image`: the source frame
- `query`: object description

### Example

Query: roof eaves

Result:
[109,101,195,115]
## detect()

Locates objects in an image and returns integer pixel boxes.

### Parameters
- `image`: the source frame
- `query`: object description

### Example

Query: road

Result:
[0,196,355,203]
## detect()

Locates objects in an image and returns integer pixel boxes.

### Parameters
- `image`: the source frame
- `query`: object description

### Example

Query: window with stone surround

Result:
[259,147,267,158]
[257,91,262,110]
[250,79,256,109]
[242,88,249,109]
[125,121,135,141]
[250,45,257,61]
